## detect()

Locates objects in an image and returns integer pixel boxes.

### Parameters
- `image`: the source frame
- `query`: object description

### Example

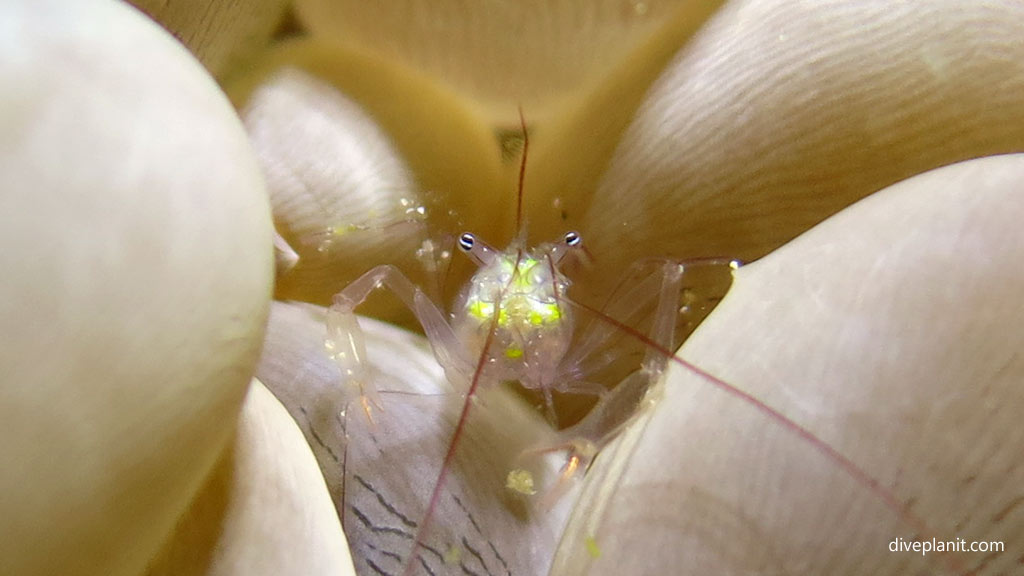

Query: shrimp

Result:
[318,111,743,576]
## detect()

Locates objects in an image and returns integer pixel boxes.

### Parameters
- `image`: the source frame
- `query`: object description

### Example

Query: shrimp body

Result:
[452,233,577,390]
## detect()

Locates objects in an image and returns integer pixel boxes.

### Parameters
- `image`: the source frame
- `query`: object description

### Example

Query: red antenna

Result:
[515,106,529,237]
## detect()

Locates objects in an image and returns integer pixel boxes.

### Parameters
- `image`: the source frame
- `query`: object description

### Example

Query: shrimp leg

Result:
[519,261,689,503]
[326,264,473,422]
[566,258,739,455]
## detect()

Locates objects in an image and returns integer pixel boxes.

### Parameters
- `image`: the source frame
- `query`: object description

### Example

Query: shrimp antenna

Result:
[515,105,529,239]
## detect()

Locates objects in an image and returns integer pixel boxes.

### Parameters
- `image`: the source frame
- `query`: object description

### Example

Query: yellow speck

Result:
[505,469,537,495]
[468,300,489,319]
[444,544,461,565]
[505,347,523,359]
[466,298,510,326]
[329,223,367,237]
[585,535,601,559]
[528,302,561,325]
[512,258,540,287]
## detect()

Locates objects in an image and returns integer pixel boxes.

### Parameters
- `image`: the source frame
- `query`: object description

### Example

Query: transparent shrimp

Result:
[322,112,745,575]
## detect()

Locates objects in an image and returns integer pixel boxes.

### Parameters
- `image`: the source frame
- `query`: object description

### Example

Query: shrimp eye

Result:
[458,232,476,252]
[564,231,582,247]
